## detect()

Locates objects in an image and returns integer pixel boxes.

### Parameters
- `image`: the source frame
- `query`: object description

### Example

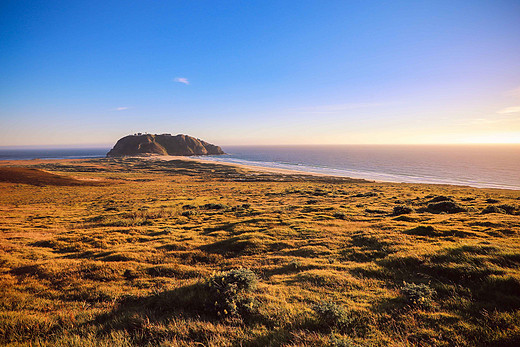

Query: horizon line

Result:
[1,142,519,149]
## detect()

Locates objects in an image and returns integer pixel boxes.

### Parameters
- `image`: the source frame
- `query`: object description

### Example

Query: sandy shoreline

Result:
[146,155,345,178]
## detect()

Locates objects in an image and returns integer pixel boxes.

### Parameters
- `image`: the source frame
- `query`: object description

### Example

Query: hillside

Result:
[0,158,519,346]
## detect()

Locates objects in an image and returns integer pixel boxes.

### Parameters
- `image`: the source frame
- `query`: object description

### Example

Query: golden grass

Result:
[0,157,519,346]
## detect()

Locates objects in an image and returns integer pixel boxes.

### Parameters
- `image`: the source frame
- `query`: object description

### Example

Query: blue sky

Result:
[1,0,520,146]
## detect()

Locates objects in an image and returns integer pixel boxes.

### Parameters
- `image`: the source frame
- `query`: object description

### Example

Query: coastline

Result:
[148,155,520,191]
[1,155,519,192]
[147,155,344,178]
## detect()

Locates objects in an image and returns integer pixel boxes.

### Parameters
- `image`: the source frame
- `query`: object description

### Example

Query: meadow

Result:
[0,158,519,346]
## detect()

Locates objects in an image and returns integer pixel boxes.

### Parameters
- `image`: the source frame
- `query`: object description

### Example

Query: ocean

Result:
[205,145,520,190]
[1,145,519,190]
[0,148,109,161]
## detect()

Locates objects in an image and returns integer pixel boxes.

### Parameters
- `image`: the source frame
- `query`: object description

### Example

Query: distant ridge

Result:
[106,134,225,157]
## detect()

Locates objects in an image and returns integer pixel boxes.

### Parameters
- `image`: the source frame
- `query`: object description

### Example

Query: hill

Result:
[106,133,225,157]
[0,167,105,186]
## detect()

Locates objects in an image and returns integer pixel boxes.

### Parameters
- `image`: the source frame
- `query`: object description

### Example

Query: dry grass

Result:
[0,157,519,346]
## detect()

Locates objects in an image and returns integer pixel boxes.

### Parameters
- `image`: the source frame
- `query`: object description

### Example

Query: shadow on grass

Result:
[90,283,218,345]
[200,233,293,257]
[341,233,395,262]
[354,244,520,315]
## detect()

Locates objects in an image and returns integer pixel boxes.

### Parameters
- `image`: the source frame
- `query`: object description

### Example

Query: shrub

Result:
[498,204,518,215]
[400,282,435,307]
[427,196,453,203]
[485,198,499,203]
[393,205,413,216]
[181,210,197,217]
[481,205,505,214]
[405,225,436,236]
[312,301,350,329]
[330,335,358,347]
[333,212,346,219]
[231,203,252,212]
[426,201,466,214]
[123,269,139,280]
[287,259,302,270]
[206,268,258,318]
[202,203,227,210]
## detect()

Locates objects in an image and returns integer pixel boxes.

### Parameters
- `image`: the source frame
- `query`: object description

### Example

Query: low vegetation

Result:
[0,157,519,346]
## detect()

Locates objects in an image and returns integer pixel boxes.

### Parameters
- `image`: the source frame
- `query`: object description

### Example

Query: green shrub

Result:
[400,282,436,307]
[202,203,227,210]
[312,301,350,329]
[206,268,258,318]
[330,334,359,347]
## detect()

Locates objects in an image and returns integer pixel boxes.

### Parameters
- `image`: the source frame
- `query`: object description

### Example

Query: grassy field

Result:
[1,158,519,346]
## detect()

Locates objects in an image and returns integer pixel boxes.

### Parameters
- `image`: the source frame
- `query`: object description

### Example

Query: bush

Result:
[400,282,435,307]
[288,259,302,270]
[481,205,505,214]
[427,196,453,203]
[333,212,346,220]
[202,203,227,210]
[393,205,413,216]
[330,334,358,347]
[312,301,350,329]
[498,204,518,215]
[181,210,198,217]
[206,268,258,318]
[426,201,466,214]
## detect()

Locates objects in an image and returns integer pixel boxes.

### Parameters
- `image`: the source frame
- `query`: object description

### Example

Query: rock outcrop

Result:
[107,134,225,157]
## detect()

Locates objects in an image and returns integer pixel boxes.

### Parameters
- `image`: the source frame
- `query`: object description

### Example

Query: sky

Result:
[1,0,520,146]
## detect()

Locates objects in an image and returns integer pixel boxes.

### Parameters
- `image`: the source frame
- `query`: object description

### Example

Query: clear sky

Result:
[1,0,520,146]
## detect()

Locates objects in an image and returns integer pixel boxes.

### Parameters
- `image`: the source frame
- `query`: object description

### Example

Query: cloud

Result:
[497,106,520,114]
[469,108,520,125]
[470,118,506,125]
[115,107,130,111]
[174,77,190,85]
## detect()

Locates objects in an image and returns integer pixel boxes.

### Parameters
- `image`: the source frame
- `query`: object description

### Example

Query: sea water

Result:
[201,145,520,190]
[0,148,109,161]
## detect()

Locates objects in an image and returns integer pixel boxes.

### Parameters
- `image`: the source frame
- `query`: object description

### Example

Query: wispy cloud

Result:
[470,118,507,125]
[115,107,130,111]
[469,107,520,125]
[174,77,190,85]
[497,106,520,114]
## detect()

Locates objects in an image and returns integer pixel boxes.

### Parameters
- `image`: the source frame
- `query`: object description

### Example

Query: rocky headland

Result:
[107,133,225,157]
